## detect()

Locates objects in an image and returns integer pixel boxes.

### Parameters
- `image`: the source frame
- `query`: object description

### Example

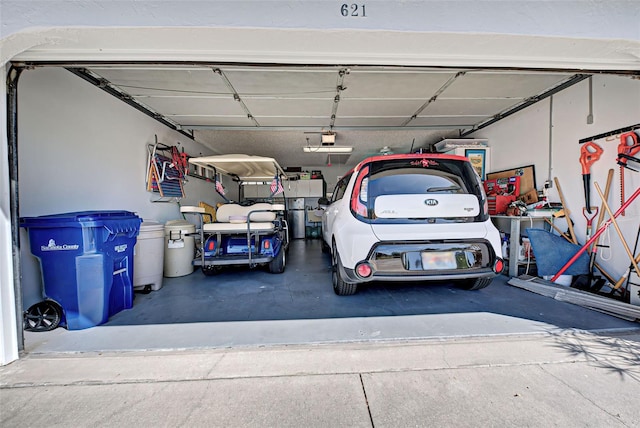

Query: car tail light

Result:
[473,171,489,216]
[493,258,505,273]
[264,240,271,250]
[355,262,373,278]
[351,165,370,217]
[207,240,216,251]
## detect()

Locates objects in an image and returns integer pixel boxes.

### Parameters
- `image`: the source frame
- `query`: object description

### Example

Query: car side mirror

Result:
[317,197,330,206]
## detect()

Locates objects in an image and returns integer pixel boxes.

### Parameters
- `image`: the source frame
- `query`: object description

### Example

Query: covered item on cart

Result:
[183,154,289,276]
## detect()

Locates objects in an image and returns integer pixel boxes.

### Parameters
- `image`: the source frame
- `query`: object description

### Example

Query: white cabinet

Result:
[242,184,272,198]
[285,179,323,197]
[243,185,257,198]
[243,179,324,198]
[308,180,323,197]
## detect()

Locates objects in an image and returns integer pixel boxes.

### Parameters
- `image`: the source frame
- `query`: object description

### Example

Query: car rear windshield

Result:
[353,156,487,223]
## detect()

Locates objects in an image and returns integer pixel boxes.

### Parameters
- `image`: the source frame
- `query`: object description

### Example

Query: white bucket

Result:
[133,220,165,291]
[163,220,195,277]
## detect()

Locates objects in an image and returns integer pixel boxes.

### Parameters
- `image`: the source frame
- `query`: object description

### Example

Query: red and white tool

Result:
[579,141,603,215]
[617,131,640,216]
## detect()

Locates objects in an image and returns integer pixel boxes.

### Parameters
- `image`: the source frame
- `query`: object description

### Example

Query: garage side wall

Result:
[1,64,19,365]
[17,67,227,308]
[472,74,640,280]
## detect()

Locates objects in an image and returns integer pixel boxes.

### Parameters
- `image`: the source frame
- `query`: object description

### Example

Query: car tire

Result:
[458,277,492,290]
[268,248,286,274]
[321,239,331,254]
[332,242,358,296]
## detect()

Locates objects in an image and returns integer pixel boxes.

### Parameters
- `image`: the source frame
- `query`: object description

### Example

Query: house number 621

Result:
[341,4,367,17]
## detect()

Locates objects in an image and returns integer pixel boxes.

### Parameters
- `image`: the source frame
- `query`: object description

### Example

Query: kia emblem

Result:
[424,199,438,206]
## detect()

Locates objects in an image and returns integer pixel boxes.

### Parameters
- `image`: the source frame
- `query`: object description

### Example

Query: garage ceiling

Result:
[67,64,586,167]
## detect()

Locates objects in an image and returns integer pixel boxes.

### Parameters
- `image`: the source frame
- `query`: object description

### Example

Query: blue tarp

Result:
[526,228,590,276]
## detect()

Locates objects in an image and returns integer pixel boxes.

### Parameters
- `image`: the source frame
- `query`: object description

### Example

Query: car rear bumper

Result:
[340,239,502,284]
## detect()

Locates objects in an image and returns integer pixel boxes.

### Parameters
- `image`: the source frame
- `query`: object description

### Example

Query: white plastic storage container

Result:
[164,220,195,277]
[133,220,165,291]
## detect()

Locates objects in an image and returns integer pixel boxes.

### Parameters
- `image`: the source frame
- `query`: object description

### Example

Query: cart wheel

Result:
[202,265,222,276]
[24,300,62,332]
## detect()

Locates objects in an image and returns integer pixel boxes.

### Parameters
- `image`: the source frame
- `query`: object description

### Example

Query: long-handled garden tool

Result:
[553,177,577,244]
[594,182,640,278]
[612,250,640,292]
[551,185,640,282]
[617,131,640,216]
[582,206,598,241]
[588,169,614,271]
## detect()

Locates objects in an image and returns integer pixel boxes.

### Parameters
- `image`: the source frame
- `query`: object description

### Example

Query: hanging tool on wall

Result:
[170,145,189,180]
[146,135,186,199]
[579,141,603,214]
[618,152,640,172]
[617,131,640,216]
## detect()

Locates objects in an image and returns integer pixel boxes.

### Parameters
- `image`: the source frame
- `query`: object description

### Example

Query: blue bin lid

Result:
[21,210,140,229]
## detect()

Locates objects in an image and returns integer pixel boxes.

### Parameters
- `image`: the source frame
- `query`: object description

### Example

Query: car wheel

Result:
[268,248,286,274]
[332,242,358,296]
[458,277,493,290]
[24,300,62,332]
[321,239,331,254]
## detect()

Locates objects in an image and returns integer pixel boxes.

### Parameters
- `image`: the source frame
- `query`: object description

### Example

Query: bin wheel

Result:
[24,300,62,332]
[135,285,152,294]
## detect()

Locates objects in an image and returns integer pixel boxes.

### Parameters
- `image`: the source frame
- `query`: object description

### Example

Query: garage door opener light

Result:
[303,146,353,153]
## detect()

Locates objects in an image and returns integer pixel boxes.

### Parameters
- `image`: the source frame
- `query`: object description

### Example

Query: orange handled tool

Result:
[579,141,603,214]
[617,131,640,215]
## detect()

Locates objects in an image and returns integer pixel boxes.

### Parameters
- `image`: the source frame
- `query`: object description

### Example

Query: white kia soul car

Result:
[319,153,504,295]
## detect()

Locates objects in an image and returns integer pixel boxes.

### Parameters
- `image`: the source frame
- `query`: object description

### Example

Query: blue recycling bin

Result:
[20,211,142,330]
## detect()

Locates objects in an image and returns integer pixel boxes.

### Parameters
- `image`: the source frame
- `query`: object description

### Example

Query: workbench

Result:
[491,213,554,277]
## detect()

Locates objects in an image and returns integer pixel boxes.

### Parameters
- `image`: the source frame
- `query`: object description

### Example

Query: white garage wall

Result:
[18,67,228,217]
[472,74,640,280]
[0,64,19,365]
[17,67,229,307]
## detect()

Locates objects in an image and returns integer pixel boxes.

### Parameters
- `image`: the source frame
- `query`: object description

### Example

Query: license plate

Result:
[421,251,457,270]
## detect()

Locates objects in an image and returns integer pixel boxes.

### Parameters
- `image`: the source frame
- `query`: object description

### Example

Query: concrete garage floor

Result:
[24,239,639,354]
